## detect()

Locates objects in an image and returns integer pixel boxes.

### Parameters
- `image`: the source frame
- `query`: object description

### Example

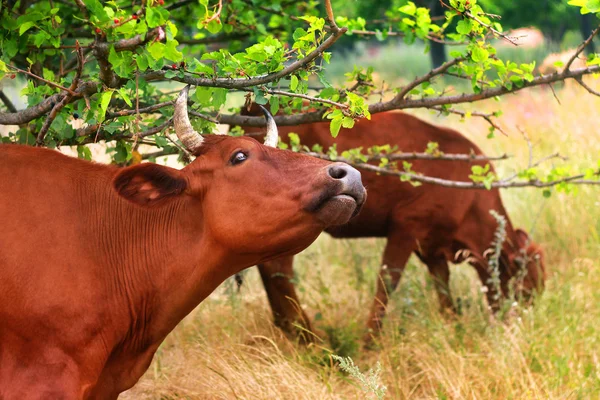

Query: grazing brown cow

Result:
[0,87,366,399]
[241,108,545,343]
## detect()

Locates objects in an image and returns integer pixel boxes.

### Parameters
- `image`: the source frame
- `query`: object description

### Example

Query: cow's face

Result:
[112,86,365,264]
[510,229,546,301]
[185,135,365,258]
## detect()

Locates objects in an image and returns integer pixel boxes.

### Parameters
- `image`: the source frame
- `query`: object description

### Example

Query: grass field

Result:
[122,59,600,399]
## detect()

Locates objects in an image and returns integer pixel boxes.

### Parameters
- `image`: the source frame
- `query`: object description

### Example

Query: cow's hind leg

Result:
[364,230,416,344]
[258,256,316,343]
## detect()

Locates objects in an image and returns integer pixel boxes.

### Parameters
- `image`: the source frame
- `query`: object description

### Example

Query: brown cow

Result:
[241,109,546,343]
[0,86,366,399]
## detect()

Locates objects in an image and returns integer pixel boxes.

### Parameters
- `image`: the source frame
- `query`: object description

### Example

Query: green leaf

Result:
[136,53,149,71]
[146,7,170,28]
[114,140,132,163]
[19,21,36,35]
[330,117,342,138]
[269,96,280,115]
[341,116,354,129]
[254,89,268,105]
[83,0,109,22]
[147,42,165,61]
[118,88,132,107]
[194,87,213,106]
[456,19,471,35]
[0,60,7,80]
[77,145,92,160]
[98,90,114,123]
[212,88,227,108]
[206,19,222,34]
[290,75,298,91]
[471,46,489,63]
[163,40,183,62]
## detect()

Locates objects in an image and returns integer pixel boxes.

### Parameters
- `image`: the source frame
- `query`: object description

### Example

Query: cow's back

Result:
[0,145,113,271]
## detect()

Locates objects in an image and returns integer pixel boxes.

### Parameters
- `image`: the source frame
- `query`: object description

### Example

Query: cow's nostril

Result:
[328,165,348,180]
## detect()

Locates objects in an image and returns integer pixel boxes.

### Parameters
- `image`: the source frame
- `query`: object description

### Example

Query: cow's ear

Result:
[515,228,530,248]
[113,163,188,206]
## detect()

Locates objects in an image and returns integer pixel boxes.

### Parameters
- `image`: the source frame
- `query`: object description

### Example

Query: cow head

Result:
[113,86,366,262]
[507,228,546,301]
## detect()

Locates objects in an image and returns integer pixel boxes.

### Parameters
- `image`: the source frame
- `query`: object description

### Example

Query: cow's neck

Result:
[96,194,239,356]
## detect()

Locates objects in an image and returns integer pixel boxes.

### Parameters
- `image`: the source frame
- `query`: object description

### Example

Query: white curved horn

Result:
[258,104,279,148]
[174,85,204,153]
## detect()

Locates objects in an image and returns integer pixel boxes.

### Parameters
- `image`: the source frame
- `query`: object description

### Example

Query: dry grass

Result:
[123,80,600,399]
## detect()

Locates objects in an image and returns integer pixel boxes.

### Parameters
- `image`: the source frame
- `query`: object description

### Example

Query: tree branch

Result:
[0,81,99,125]
[309,153,600,189]
[141,25,347,89]
[77,118,174,144]
[113,27,164,51]
[141,146,595,189]
[394,55,467,102]
[348,29,465,45]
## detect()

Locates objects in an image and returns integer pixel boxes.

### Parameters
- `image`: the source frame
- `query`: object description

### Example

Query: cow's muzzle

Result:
[309,163,366,226]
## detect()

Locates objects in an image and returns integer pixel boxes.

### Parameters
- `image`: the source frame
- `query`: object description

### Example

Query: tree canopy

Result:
[0,0,599,190]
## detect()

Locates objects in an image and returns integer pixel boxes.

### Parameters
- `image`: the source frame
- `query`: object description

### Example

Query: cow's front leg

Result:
[258,256,318,343]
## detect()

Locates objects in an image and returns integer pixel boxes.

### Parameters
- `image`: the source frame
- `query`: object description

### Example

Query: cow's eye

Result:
[230,151,248,165]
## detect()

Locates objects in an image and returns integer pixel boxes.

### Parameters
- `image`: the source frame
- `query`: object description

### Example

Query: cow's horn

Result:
[258,104,279,148]
[174,85,204,152]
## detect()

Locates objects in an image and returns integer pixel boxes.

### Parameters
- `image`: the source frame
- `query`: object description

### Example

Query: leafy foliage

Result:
[0,0,599,189]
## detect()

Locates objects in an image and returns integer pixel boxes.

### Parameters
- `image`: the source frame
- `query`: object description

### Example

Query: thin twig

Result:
[249,87,348,109]
[77,118,174,143]
[106,101,174,119]
[565,24,600,71]
[203,0,223,24]
[69,41,84,92]
[441,1,519,46]
[324,0,341,32]
[73,0,88,18]
[547,83,561,105]
[575,76,600,97]
[0,90,18,113]
[8,66,77,95]
[36,95,71,145]
[36,41,85,145]
[189,109,219,124]
[306,151,510,163]
[428,105,507,136]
